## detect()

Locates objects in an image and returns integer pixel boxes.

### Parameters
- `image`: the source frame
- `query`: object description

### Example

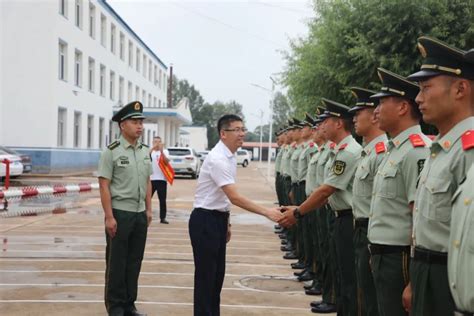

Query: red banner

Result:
[158,153,175,185]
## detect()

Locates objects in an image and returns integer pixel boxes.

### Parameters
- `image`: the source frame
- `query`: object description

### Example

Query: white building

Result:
[0,0,190,173]
[180,125,208,152]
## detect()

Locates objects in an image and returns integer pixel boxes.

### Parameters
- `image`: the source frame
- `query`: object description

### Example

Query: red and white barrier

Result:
[0,183,99,199]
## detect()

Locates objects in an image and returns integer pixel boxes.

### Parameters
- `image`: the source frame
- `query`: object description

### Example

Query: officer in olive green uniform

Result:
[406,37,474,316]
[367,68,431,316]
[349,87,387,316]
[274,128,286,206]
[98,101,152,316]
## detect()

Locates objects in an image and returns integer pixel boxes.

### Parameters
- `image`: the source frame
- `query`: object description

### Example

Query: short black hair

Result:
[153,136,161,140]
[217,114,243,134]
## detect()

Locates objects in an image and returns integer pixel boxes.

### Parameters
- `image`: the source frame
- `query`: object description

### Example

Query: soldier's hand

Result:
[146,211,153,227]
[105,217,117,238]
[402,283,412,312]
[266,208,283,222]
[278,208,297,228]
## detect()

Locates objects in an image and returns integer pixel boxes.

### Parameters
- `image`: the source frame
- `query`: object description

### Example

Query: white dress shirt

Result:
[193,141,237,212]
[150,149,170,181]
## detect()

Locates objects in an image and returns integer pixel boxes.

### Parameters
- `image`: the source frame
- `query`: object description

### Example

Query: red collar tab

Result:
[375,142,386,154]
[329,142,336,149]
[292,143,297,148]
[309,142,315,148]
[339,143,348,150]
[462,130,474,151]
[409,134,426,147]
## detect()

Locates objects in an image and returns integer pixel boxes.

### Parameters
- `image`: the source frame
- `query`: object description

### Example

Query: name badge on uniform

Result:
[118,157,129,166]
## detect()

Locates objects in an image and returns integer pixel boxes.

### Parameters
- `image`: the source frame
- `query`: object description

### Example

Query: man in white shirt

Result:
[150,136,170,224]
[189,114,283,316]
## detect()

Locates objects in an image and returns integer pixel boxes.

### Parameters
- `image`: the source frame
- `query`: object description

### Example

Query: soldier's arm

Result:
[298,184,336,215]
[99,177,114,220]
[145,180,152,226]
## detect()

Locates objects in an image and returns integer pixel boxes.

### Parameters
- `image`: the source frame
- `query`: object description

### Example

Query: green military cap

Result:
[303,112,315,127]
[465,48,474,63]
[371,68,420,102]
[348,87,378,113]
[291,117,304,129]
[112,101,146,122]
[407,36,474,81]
[312,106,326,126]
[319,98,351,119]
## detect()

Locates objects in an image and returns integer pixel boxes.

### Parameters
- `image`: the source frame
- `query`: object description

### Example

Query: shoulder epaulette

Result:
[408,134,426,147]
[375,142,386,154]
[330,142,336,149]
[141,143,149,148]
[107,141,120,150]
[461,130,474,151]
[292,143,297,148]
[339,143,348,150]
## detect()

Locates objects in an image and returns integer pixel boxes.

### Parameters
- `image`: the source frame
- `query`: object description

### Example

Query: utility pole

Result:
[258,109,264,163]
[167,64,173,108]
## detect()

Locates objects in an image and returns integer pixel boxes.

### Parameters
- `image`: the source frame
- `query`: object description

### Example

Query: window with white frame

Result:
[135,86,140,100]
[128,81,132,101]
[119,32,125,60]
[99,117,104,148]
[75,0,82,29]
[154,65,158,86]
[58,40,68,81]
[159,99,161,107]
[100,14,106,47]
[148,93,151,107]
[148,60,152,81]
[74,49,82,87]
[153,96,156,107]
[100,64,106,96]
[158,69,162,88]
[110,24,116,54]
[109,71,115,101]
[57,108,67,147]
[88,57,95,92]
[143,54,147,77]
[88,2,95,38]
[59,0,68,17]
[163,74,167,91]
[142,90,146,103]
[136,48,140,72]
[87,115,94,148]
[118,76,124,104]
[128,40,133,67]
[74,111,82,148]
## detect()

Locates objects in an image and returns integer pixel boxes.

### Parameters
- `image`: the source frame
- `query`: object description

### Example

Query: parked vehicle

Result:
[0,149,24,179]
[167,147,202,179]
[0,146,32,173]
[236,149,251,167]
[197,150,210,163]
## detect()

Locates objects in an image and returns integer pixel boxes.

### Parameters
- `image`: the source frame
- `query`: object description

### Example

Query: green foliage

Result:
[283,0,474,119]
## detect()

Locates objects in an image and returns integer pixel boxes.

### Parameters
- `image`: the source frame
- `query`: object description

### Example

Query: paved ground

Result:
[0,162,332,315]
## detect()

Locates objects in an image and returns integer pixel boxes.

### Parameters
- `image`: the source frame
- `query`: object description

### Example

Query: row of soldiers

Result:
[273,36,474,316]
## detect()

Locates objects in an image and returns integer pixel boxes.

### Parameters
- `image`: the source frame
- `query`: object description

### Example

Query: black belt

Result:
[368,243,410,255]
[335,209,352,218]
[354,218,369,229]
[413,247,447,265]
[194,208,229,218]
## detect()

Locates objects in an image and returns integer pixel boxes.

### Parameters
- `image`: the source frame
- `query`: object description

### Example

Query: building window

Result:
[128,81,133,101]
[88,2,95,38]
[119,32,125,60]
[75,0,82,28]
[128,40,133,67]
[109,71,115,101]
[158,69,162,88]
[100,14,106,47]
[135,48,140,72]
[142,90,146,103]
[58,40,68,81]
[57,108,67,147]
[153,96,157,107]
[142,54,147,77]
[59,0,68,17]
[88,57,95,92]
[110,23,116,54]
[74,111,82,148]
[163,74,167,92]
[148,60,152,81]
[99,117,104,148]
[99,64,106,96]
[118,76,124,104]
[135,86,140,100]
[87,115,94,148]
[148,93,151,107]
[74,49,82,87]
[154,65,158,86]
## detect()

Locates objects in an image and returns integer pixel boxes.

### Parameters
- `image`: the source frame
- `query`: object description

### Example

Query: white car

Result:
[236,149,251,167]
[168,147,202,179]
[0,149,24,179]
[197,150,210,163]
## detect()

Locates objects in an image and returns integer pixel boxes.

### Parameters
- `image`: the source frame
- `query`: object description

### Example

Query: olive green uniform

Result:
[352,133,388,316]
[411,117,474,316]
[275,146,285,206]
[449,162,474,314]
[98,135,152,314]
[290,143,305,260]
[281,144,296,246]
[368,125,431,316]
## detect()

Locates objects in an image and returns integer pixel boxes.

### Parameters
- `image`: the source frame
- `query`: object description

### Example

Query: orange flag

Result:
[158,152,175,185]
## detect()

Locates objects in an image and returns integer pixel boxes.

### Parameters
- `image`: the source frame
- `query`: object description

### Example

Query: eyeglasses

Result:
[224,127,248,133]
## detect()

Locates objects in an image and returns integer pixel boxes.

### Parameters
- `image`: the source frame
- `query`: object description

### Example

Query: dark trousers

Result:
[327,207,341,308]
[318,206,336,304]
[353,221,378,316]
[410,253,454,316]
[151,180,167,220]
[371,250,410,316]
[334,212,357,316]
[104,209,148,314]
[189,208,229,316]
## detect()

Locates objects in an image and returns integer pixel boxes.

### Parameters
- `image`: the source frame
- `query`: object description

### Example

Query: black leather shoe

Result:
[160,219,169,224]
[304,279,316,290]
[293,267,308,277]
[283,252,298,260]
[126,308,147,316]
[297,270,314,282]
[291,261,306,269]
[311,302,337,313]
[305,286,322,296]
[274,224,281,229]
[310,300,323,308]
[278,233,286,239]
[109,307,125,316]
[281,245,293,252]
[281,239,288,245]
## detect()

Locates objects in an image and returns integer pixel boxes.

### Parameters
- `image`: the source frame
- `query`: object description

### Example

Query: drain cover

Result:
[237,276,302,292]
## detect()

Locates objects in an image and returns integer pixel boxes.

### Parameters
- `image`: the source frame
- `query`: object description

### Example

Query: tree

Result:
[272,91,294,131]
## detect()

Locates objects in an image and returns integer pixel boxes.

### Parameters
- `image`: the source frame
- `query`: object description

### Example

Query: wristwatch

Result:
[293,208,303,219]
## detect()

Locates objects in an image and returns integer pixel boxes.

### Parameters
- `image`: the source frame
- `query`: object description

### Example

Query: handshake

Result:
[265,206,298,228]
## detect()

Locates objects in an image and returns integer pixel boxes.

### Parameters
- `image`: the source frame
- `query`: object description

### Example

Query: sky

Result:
[108,0,313,131]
